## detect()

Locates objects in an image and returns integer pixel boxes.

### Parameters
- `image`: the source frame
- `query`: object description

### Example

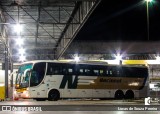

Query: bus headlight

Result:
[23,90,29,98]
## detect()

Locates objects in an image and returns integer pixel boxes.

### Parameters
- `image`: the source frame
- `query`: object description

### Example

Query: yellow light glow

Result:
[16,84,19,88]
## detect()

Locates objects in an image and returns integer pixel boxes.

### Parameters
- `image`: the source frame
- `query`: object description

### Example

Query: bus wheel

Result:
[115,90,124,99]
[125,90,134,99]
[48,89,60,101]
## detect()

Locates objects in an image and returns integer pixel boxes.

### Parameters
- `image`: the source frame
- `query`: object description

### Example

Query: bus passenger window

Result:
[100,70,104,76]
[110,71,112,75]
[47,64,60,75]
[106,70,109,75]
[54,68,59,74]
[30,71,39,86]
[93,70,99,76]
[68,68,73,75]
[79,69,83,75]
[62,68,67,75]
[85,69,90,75]
[50,67,59,75]
[49,68,53,74]
[47,67,52,75]
[117,71,120,76]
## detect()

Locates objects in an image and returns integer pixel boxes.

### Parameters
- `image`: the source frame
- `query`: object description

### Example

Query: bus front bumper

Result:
[14,89,30,99]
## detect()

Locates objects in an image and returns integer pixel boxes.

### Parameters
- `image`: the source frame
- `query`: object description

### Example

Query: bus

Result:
[14,60,149,101]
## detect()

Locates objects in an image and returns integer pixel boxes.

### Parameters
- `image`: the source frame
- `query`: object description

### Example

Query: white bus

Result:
[15,60,149,101]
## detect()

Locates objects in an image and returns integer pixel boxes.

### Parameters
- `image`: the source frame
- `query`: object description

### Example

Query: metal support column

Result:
[5,46,8,99]
[1,7,9,99]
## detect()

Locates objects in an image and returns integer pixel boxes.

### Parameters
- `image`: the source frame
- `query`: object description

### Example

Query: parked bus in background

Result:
[14,60,149,101]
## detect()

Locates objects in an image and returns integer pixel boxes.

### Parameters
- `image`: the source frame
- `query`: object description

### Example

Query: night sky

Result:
[75,0,160,41]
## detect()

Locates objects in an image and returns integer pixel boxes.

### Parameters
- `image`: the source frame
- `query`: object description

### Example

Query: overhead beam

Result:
[54,0,101,59]
[65,41,160,54]
[0,0,96,6]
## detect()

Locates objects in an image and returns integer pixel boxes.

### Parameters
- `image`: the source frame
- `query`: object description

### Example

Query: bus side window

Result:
[117,70,120,76]
[112,68,117,76]
[54,67,59,74]
[47,63,60,75]
[93,69,99,76]
[47,64,52,75]
[33,62,46,84]
[68,68,73,75]
[79,69,83,75]
[110,70,112,76]
[106,70,109,76]
[52,67,59,75]
[123,67,132,77]
[61,67,67,75]
[116,67,122,76]
[50,68,53,74]
[85,69,90,75]
[100,69,104,76]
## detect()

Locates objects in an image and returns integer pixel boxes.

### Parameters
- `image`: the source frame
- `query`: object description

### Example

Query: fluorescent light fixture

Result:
[19,55,26,62]
[14,23,23,33]
[156,56,160,61]
[18,48,25,55]
[16,37,23,46]
[74,56,80,62]
[115,53,122,61]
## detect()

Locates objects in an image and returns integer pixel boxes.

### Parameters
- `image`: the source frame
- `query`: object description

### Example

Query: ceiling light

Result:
[19,55,26,62]
[18,48,25,55]
[115,53,122,61]
[74,55,80,62]
[156,56,160,61]
[16,37,23,46]
[14,23,22,34]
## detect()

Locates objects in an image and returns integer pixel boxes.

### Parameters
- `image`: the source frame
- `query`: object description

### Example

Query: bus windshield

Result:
[15,63,33,88]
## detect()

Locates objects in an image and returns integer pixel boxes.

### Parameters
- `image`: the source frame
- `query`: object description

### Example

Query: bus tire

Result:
[48,89,60,101]
[115,90,124,99]
[125,90,134,99]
